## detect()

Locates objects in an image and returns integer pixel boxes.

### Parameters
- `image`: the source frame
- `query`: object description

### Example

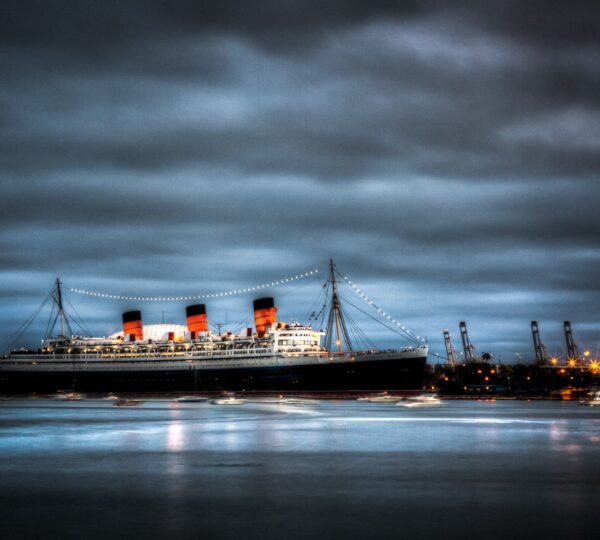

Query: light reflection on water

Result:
[0,399,599,540]
[167,421,184,452]
[0,399,597,455]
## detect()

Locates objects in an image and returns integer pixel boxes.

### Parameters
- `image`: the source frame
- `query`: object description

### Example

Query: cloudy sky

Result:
[1,1,599,361]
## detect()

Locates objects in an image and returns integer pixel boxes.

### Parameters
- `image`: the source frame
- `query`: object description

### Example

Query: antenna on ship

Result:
[214,322,225,336]
[325,259,353,353]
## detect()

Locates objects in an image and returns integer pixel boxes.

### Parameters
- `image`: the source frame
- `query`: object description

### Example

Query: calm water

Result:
[0,399,598,540]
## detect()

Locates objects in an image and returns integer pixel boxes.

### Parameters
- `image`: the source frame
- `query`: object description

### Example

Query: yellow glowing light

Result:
[559,368,566,374]
[550,357,558,365]
[567,358,577,368]
[584,350,591,357]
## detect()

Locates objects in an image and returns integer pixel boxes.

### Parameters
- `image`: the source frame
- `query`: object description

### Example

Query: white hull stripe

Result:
[1,348,428,373]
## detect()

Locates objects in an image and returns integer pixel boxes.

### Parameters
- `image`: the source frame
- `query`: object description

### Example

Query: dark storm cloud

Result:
[0,1,424,52]
[1,1,599,357]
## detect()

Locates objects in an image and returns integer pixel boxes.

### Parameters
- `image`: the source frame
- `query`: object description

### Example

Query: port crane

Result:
[531,321,549,365]
[443,329,459,367]
[459,321,477,363]
[564,321,580,362]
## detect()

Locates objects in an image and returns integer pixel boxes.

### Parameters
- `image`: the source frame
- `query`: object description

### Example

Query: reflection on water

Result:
[1,399,598,458]
[167,421,184,452]
[0,399,598,455]
[0,399,598,540]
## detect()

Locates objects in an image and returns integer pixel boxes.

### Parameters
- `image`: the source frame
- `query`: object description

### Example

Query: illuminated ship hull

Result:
[0,348,427,393]
[2,265,429,394]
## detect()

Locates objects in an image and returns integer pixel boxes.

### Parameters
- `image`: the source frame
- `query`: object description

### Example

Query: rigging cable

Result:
[64,294,93,337]
[341,295,421,346]
[43,300,57,341]
[69,269,319,302]
[0,290,53,353]
[298,272,328,324]
[338,295,378,350]
[47,278,74,338]
[317,279,331,332]
[302,278,329,326]
[339,273,425,345]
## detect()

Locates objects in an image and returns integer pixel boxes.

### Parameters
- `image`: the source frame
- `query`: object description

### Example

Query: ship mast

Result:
[325,259,353,353]
[55,277,66,338]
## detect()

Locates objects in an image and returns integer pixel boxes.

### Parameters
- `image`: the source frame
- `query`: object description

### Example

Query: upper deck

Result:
[9,321,327,360]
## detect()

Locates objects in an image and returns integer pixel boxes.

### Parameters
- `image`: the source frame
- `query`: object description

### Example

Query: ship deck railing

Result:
[7,348,320,363]
[5,348,281,361]
[5,345,425,363]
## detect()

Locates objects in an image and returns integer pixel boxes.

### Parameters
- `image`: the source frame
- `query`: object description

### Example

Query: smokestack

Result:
[253,297,277,338]
[186,304,208,339]
[122,310,143,342]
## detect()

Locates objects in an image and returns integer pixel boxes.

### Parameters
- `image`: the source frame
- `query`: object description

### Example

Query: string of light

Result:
[70,269,319,302]
[342,275,426,344]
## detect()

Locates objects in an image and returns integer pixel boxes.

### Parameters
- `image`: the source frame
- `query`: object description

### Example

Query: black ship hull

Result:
[0,355,427,393]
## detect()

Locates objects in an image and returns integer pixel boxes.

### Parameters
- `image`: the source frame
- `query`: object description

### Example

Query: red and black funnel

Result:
[186,304,208,338]
[253,297,277,338]
[122,310,143,341]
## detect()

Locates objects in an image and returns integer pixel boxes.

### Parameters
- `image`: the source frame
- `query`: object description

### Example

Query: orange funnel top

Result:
[253,297,277,338]
[122,310,143,341]
[186,304,208,338]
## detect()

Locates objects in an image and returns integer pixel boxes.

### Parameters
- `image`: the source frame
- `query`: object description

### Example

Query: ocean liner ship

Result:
[0,262,428,393]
